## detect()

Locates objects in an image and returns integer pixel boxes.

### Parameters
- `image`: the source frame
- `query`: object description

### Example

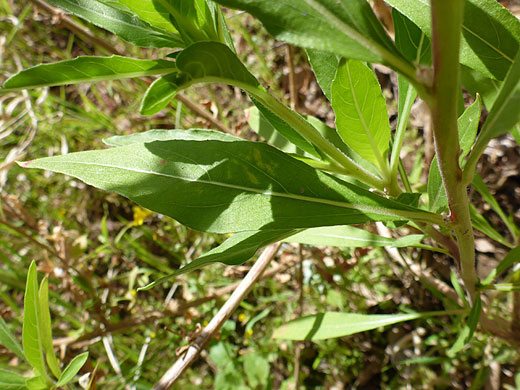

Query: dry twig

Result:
[153,242,281,390]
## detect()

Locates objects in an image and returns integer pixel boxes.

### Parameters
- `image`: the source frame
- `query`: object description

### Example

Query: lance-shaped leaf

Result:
[469,204,513,248]
[392,9,431,65]
[214,0,415,79]
[273,310,451,341]
[284,225,393,247]
[22,132,442,236]
[1,56,176,92]
[140,229,296,290]
[0,317,26,362]
[118,0,180,33]
[39,278,61,379]
[46,0,182,48]
[332,59,390,172]
[306,49,339,102]
[140,42,259,116]
[0,370,27,390]
[284,225,426,249]
[482,246,520,286]
[447,295,482,356]
[56,352,89,387]
[472,174,519,239]
[22,262,47,379]
[140,76,180,116]
[385,0,520,81]
[470,50,520,156]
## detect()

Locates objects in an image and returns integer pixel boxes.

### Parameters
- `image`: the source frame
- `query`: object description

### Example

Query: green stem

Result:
[254,89,388,191]
[390,85,416,178]
[430,0,477,302]
[181,76,388,191]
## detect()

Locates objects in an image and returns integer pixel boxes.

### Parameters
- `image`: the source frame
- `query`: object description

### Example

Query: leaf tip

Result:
[17,160,33,168]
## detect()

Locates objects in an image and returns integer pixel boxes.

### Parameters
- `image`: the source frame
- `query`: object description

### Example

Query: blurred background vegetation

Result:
[1,0,520,389]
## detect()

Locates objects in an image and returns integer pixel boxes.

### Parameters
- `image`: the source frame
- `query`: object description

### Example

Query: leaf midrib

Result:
[55,0,176,40]
[39,160,436,222]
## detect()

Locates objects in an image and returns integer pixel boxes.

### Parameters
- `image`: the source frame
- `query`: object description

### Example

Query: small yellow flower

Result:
[245,329,253,338]
[150,332,156,339]
[238,313,246,322]
[203,320,209,327]
[132,206,154,226]
[130,289,137,297]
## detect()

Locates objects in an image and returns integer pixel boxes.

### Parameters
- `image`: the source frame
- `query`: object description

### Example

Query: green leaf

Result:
[461,65,501,109]
[38,278,61,380]
[22,262,47,379]
[458,96,482,159]
[385,0,520,80]
[25,376,46,390]
[118,0,181,34]
[392,9,431,65]
[472,174,518,239]
[306,49,338,102]
[469,204,513,248]
[0,316,26,362]
[428,98,481,213]
[22,133,441,235]
[139,42,356,175]
[247,106,306,156]
[139,41,259,115]
[242,354,269,388]
[273,311,447,341]
[140,75,180,116]
[391,234,426,248]
[0,369,28,390]
[1,56,176,92]
[46,0,182,48]
[155,0,220,45]
[332,59,390,172]
[56,352,89,387]
[214,0,414,78]
[104,128,240,147]
[427,157,445,213]
[471,49,520,153]
[283,225,393,247]
[482,246,520,286]
[251,99,321,159]
[248,106,369,170]
[139,229,295,290]
[450,270,468,308]
[448,295,482,356]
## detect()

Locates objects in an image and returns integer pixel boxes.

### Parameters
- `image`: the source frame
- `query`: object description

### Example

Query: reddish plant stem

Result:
[429,0,477,302]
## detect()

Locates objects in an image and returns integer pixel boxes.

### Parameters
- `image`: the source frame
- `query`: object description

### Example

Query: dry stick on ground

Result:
[53,244,295,349]
[376,223,461,304]
[153,242,281,390]
[28,0,123,55]
[0,219,65,263]
[286,45,298,111]
[27,0,233,135]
